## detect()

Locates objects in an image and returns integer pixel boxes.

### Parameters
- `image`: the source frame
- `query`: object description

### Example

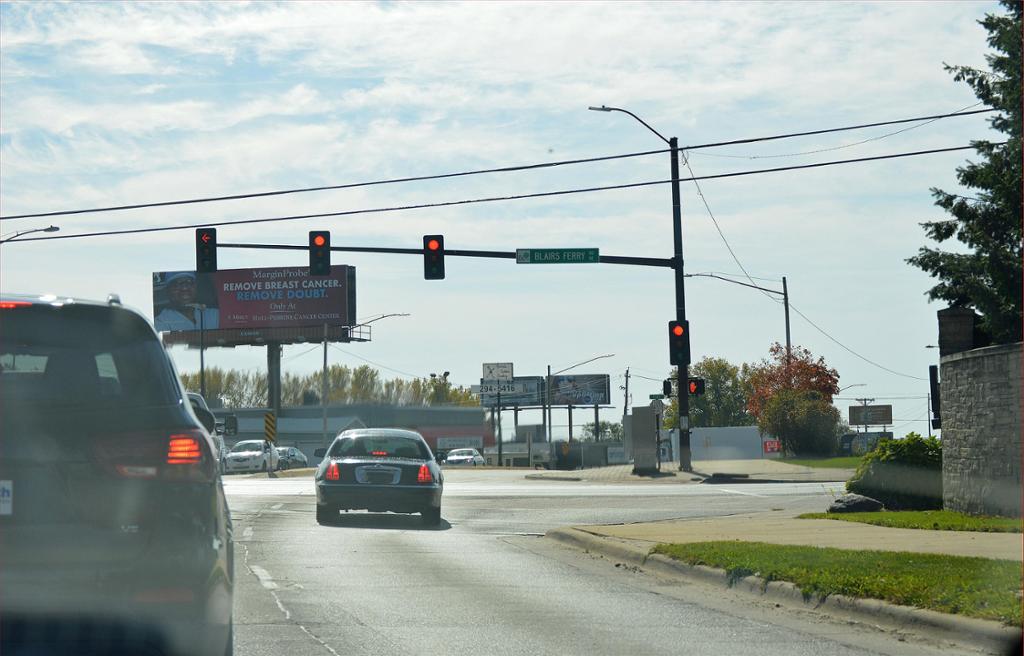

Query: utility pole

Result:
[855,397,875,434]
[497,389,503,467]
[783,276,792,382]
[622,368,630,426]
[926,392,933,439]
[321,323,329,447]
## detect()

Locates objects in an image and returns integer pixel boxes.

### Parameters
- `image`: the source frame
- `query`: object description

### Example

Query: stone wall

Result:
[940,342,1022,517]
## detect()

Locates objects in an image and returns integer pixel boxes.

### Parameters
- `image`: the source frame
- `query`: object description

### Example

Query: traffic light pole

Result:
[669,137,692,472]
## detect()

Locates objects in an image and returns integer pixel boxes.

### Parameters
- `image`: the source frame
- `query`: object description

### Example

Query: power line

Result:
[788,304,926,380]
[0,148,667,221]
[12,143,989,244]
[327,344,421,379]
[693,102,985,160]
[0,107,993,222]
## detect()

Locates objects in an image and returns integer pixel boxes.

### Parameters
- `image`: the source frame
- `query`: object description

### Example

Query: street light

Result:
[589,103,692,471]
[359,312,411,325]
[838,384,866,393]
[0,225,60,245]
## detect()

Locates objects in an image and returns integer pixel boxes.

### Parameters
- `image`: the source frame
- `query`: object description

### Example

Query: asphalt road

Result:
[224,470,983,656]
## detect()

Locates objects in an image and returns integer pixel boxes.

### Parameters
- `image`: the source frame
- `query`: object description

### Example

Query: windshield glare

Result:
[232,441,263,453]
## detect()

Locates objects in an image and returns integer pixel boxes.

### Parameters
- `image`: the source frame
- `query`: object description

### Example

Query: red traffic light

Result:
[672,324,685,337]
[426,238,441,251]
[313,234,326,247]
[689,380,697,394]
[200,231,212,244]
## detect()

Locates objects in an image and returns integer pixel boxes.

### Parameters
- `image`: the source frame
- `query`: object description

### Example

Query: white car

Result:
[444,448,485,466]
[224,439,279,474]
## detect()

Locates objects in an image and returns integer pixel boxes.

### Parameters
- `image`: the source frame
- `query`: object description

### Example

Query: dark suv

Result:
[0,294,234,656]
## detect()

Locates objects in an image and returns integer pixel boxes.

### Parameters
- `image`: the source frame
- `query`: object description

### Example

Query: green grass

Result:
[798,510,1023,533]
[779,456,862,469]
[652,541,1022,625]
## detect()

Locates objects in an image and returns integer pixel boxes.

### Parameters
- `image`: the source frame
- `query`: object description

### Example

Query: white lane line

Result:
[242,526,254,539]
[271,503,283,510]
[715,488,768,498]
[250,565,278,590]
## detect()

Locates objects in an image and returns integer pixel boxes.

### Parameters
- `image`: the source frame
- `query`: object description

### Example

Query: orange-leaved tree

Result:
[744,342,840,420]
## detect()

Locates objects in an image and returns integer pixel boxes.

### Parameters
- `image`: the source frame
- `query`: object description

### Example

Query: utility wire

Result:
[327,344,421,379]
[12,144,990,243]
[788,304,926,380]
[694,102,985,160]
[0,108,993,222]
[681,151,925,382]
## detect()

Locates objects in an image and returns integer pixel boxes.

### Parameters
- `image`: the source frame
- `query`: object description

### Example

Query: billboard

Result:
[849,404,893,426]
[550,374,611,406]
[479,376,544,407]
[153,266,355,334]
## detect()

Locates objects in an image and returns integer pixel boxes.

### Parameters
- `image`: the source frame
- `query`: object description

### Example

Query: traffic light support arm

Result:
[218,242,674,268]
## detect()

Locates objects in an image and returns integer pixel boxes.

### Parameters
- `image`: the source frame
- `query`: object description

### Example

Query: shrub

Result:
[846,433,942,510]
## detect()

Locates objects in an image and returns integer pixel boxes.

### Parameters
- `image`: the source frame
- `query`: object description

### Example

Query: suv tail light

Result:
[325,462,340,481]
[94,429,215,483]
[417,464,433,484]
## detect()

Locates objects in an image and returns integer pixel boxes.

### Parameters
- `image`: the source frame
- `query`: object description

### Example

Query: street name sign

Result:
[649,394,665,400]
[516,248,599,264]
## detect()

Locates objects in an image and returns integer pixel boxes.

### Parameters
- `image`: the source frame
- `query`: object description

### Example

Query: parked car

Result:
[275,446,308,470]
[0,293,233,656]
[224,439,278,474]
[445,448,485,466]
[314,428,443,526]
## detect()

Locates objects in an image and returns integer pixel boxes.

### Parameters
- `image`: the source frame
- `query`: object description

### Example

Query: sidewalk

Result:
[570,511,1022,561]
[525,459,854,484]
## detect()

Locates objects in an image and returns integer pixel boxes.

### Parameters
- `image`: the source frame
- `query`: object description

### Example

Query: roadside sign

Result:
[478,376,544,406]
[482,362,513,381]
[763,440,781,453]
[650,399,664,414]
[264,412,277,443]
[849,405,893,426]
[649,394,665,400]
[515,248,599,264]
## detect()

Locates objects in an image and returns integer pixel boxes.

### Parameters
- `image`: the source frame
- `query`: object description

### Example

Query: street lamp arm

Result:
[0,225,60,245]
[588,106,670,145]
[554,353,615,375]
[358,312,411,326]
[685,272,784,296]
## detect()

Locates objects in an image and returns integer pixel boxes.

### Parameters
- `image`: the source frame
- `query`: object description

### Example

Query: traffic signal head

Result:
[195,228,217,273]
[423,234,445,280]
[662,379,672,397]
[668,320,690,366]
[687,377,706,395]
[309,231,331,276]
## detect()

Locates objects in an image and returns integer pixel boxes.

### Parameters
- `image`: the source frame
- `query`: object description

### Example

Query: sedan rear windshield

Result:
[0,303,179,410]
[328,434,430,460]
[232,441,264,452]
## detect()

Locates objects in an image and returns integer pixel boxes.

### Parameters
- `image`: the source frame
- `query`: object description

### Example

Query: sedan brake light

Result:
[0,301,32,309]
[417,464,433,484]
[94,429,213,483]
[325,462,340,481]
[167,435,203,464]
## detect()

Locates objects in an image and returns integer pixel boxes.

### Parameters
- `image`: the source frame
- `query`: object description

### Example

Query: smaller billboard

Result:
[849,404,894,426]
[550,374,611,406]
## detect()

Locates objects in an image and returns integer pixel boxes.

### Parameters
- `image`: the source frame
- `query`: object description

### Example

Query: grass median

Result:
[798,510,1022,533]
[779,456,862,469]
[652,541,1022,625]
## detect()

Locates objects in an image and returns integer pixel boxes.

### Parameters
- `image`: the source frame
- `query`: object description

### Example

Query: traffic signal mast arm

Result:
[216,241,674,268]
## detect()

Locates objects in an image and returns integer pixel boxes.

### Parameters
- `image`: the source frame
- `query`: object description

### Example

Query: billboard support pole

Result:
[199,305,206,399]
[321,323,329,446]
[268,342,282,416]
[497,390,503,466]
[568,405,573,442]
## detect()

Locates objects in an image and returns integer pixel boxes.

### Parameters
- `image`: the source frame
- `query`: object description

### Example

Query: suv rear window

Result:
[0,304,179,409]
[328,434,430,460]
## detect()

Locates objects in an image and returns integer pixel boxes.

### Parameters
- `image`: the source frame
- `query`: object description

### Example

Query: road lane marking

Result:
[715,488,768,498]
[271,503,283,510]
[242,526,254,539]
[250,565,278,590]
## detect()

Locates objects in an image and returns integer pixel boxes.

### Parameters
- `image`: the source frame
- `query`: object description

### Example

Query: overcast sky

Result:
[0,1,1001,438]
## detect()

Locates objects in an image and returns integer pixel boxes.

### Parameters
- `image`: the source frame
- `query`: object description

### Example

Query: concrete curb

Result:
[545,527,1022,654]
[524,474,583,482]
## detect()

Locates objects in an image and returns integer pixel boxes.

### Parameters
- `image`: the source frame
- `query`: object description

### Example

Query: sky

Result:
[0,1,1003,440]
